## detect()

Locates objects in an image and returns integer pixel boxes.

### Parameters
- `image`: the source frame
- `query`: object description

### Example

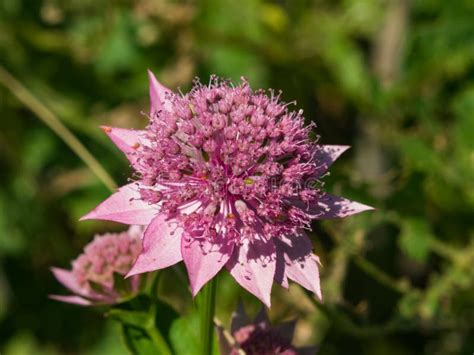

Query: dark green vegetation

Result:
[1,0,473,354]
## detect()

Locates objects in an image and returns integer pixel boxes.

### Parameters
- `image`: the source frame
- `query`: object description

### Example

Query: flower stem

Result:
[199,277,217,355]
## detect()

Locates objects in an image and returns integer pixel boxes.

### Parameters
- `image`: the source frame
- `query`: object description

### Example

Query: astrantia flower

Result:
[50,226,143,306]
[81,71,372,306]
[216,303,317,355]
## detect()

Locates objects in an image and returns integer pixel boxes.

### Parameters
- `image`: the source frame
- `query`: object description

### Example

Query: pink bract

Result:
[81,71,373,306]
[50,226,143,306]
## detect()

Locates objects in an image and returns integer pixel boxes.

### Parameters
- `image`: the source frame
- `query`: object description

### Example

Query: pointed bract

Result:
[276,234,322,300]
[228,238,276,307]
[51,267,85,296]
[49,294,92,306]
[286,256,322,301]
[127,215,183,277]
[314,145,350,177]
[306,193,374,219]
[80,183,158,225]
[101,126,149,169]
[148,69,172,115]
[182,237,234,296]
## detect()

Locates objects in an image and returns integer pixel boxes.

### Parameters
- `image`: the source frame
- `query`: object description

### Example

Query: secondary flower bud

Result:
[50,226,143,306]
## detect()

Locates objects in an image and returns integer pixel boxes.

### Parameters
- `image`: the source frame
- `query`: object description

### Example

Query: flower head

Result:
[81,71,373,306]
[50,226,143,306]
[216,303,317,355]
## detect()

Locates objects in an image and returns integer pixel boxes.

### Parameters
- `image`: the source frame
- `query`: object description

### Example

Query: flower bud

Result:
[50,226,143,306]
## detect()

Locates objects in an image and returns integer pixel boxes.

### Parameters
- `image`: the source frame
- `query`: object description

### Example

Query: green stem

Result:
[198,278,217,355]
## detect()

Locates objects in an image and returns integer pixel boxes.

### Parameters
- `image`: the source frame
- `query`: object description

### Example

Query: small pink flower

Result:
[50,226,143,306]
[217,303,317,355]
[81,71,373,306]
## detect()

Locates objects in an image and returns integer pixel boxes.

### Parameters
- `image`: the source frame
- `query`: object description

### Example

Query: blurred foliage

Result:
[1,0,474,354]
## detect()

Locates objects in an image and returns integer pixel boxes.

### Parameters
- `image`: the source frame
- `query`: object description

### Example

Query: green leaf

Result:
[169,312,200,354]
[399,218,432,262]
[121,325,157,355]
[153,300,180,341]
[86,321,129,355]
[169,311,219,355]
[120,294,153,312]
[109,295,179,353]
[107,309,152,329]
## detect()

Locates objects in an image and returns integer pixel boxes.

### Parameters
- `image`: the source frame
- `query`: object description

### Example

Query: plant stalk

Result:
[199,278,217,355]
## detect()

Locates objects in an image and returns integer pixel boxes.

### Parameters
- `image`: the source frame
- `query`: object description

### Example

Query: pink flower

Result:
[81,71,373,306]
[216,303,317,355]
[50,226,143,306]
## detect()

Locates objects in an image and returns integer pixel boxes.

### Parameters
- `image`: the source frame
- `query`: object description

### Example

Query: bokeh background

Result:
[1,0,474,354]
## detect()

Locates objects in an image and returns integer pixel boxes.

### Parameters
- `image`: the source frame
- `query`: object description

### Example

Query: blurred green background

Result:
[1,0,474,354]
